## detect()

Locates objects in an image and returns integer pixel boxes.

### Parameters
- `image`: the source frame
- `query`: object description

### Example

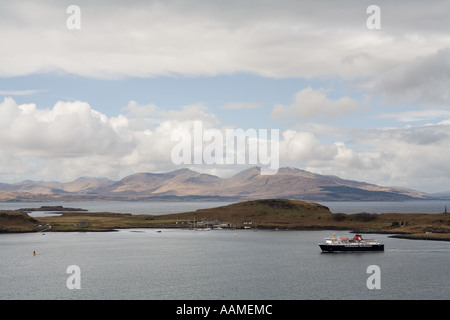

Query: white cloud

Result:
[377,109,450,123]
[1,1,449,80]
[220,101,265,110]
[0,97,213,181]
[330,124,450,192]
[0,98,127,158]
[271,87,359,122]
[1,1,450,193]
[362,48,450,107]
[279,130,337,162]
[0,90,41,96]
[1,97,450,192]
[274,120,450,192]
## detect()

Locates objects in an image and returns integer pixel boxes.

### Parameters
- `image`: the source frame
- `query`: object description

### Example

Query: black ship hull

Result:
[320,244,384,252]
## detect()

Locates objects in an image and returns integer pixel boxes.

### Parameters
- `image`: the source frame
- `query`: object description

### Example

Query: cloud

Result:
[0,90,41,96]
[1,0,450,192]
[125,100,218,125]
[1,97,450,192]
[0,97,217,181]
[1,1,449,79]
[335,123,450,191]
[271,87,359,122]
[279,130,337,162]
[0,97,127,157]
[377,109,450,123]
[279,129,386,174]
[220,101,265,110]
[275,119,450,192]
[364,48,450,107]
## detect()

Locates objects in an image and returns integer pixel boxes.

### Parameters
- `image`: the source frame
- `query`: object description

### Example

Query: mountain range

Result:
[0,166,433,202]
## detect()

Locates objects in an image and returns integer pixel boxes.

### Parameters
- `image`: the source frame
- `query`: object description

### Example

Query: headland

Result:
[1,199,450,241]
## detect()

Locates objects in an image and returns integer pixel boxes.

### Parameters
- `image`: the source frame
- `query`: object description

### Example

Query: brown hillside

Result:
[0,211,39,232]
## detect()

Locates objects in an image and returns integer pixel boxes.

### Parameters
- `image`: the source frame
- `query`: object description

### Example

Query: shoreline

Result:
[1,199,450,242]
[2,226,450,242]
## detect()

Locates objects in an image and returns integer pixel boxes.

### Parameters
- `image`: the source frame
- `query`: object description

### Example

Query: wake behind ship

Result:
[319,234,384,252]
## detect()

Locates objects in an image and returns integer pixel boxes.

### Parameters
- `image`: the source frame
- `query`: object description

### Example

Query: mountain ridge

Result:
[0,166,432,201]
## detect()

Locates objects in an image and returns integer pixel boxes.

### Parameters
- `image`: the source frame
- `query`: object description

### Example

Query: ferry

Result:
[319,233,384,252]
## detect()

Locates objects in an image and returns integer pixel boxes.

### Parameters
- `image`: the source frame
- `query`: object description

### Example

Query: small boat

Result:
[319,233,384,252]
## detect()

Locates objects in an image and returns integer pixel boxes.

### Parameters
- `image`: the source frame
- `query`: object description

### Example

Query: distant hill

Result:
[430,191,450,200]
[0,166,431,202]
[25,199,450,241]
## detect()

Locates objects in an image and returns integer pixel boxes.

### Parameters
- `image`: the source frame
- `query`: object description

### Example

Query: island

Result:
[1,199,450,241]
[16,205,87,212]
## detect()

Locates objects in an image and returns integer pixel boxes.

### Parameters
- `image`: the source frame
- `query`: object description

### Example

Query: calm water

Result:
[1,199,449,215]
[1,229,449,300]
[319,200,450,214]
[1,200,450,300]
[0,201,235,216]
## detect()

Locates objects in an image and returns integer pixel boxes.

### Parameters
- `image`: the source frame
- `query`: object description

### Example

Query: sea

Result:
[1,199,449,216]
[1,200,449,301]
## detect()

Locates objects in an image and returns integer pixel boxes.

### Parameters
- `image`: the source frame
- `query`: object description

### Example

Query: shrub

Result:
[333,213,346,221]
[353,213,377,222]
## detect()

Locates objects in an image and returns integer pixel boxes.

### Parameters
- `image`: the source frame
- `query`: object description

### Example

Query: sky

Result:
[1,0,450,193]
